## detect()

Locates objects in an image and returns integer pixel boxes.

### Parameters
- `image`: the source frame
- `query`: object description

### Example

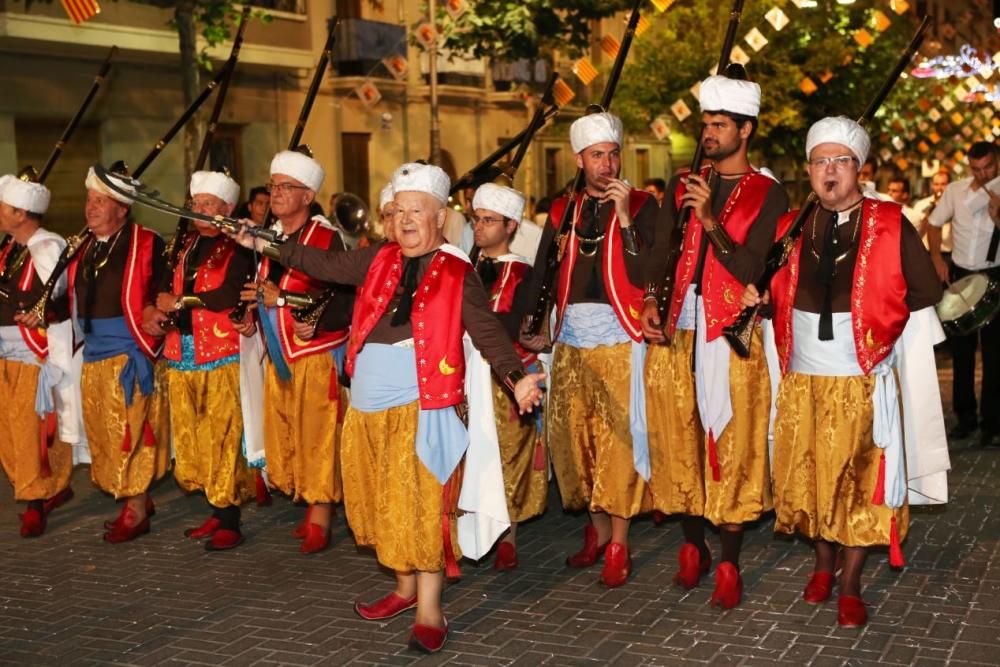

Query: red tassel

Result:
[871,451,886,505]
[38,414,53,478]
[708,430,721,482]
[533,437,546,471]
[328,366,338,402]
[121,423,132,453]
[142,420,156,447]
[441,478,461,580]
[889,516,905,568]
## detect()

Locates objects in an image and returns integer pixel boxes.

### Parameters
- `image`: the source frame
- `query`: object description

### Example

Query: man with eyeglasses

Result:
[639,74,788,609]
[151,170,256,550]
[927,141,1000,446]
[469,182,547,571]
[742,116,946,627]
[234,149,354,554]
[0,174,77,538]
[526,111,657,589]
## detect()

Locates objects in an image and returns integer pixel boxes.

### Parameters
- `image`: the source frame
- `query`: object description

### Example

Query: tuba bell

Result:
[331,192,369,249]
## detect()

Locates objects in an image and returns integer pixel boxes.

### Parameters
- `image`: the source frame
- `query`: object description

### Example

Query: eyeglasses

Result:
[265,181,309,194]
[808,155,856,170]
[472,215,506,227]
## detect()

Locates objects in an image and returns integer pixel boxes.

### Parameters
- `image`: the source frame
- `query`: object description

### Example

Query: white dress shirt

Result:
[928,175,1000,270]
[912,194,951,253]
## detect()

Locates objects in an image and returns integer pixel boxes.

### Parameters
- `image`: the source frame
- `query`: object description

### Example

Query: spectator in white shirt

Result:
[912,170,951,255]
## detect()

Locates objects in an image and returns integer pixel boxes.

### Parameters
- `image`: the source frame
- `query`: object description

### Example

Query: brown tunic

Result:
[793,207,943,313]
[475,256,535,341]
[75,224,166,321]
[0,242,36,326]
[278,242,523,378]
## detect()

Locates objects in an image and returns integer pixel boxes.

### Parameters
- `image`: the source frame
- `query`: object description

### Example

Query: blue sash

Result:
[83,316,154,407]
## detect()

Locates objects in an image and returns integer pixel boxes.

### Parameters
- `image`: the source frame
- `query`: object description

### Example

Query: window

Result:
[635,148,650,186]
[341,133,371,209]
[545,147,562,198]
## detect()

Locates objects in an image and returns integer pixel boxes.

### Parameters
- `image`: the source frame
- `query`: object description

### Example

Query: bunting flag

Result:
[61,0,100,24]
[552,78,577,106]
[572,58,599,85]
[601,35,621,59]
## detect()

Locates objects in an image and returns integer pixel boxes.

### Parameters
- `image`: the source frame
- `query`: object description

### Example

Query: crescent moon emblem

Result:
[293,334,310,347]
[439,356,457,376]
[213,323,228,338]
[628,304,640,320]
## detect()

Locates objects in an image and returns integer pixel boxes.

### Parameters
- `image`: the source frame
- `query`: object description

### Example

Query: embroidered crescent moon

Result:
[38,328,48,338]
[865,328,877,350]
[293,334,310,347]
[213,323,228,338]
[628,304,640,320]
[439,356,457,375]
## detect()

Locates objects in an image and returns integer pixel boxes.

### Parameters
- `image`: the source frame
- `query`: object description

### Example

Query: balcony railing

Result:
[332,18,406,78]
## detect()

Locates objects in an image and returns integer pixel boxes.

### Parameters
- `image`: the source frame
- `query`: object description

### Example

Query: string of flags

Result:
[61,0,101,24]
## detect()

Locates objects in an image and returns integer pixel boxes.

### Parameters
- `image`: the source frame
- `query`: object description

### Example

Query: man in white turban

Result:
[742,116,947,627]
[150,170,256,551]
[640,73,790,609]
[0,174,77,538]
[527,110,659,589]
[234,148,355,555]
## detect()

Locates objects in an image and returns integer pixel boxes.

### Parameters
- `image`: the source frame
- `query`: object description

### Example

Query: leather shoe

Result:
[803,571,835,604]
[255,471,273,506]
[354,592,418,620]
[103,496,155,531]
[18,507,46,538]
[103,517,150,543]
[408,619,448,653]
[184,516,221,539]
[205,529,245,551]
[42,487,74,515]
[837,595,868,627]
[566,524,610,568]
[948,422,976,440]
[299,523,330,554]
[292,506,313,539]
[494,541,518,571]
[710,561,743,609]
[601,543,632,588]
[673,543,711,589]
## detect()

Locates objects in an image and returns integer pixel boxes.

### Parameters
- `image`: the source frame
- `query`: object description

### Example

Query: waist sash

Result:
[82,317,154,407]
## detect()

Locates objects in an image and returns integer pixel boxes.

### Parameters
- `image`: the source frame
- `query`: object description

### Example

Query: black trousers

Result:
[949,264,1000,432]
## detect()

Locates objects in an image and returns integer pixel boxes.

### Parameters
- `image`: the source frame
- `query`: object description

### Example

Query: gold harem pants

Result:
[492,379,547,523]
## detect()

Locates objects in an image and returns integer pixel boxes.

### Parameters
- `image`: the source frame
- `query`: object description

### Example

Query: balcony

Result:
[332,18,406,78]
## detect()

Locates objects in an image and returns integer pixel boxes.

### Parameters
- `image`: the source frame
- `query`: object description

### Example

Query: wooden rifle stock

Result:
[653,0,745,342]
[721,15,932,358]
[526,0,643,336]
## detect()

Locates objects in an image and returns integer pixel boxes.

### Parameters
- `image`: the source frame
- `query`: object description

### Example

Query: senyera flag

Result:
[61,0,101,24]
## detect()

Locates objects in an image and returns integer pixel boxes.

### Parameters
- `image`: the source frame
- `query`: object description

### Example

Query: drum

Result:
[936,273,1000,337]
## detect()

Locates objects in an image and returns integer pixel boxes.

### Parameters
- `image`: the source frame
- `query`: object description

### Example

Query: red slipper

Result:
[494,541,518,571]
[710,561,743,609]
[18,507,46,538]
[837,595,868,627]
[566,524,610,568]
[299,523,330,554]
[803,571,835,604]
[601,542,632,588]
[103,517,150,544]
[292,506,313,539]
[184,516,221,539]
[255,471,272,507]
[205,529,245,551]
[408,619,448,653]
[673,543,712,589]
[42,487,74,515]
[354,592,418,620]
[103,496,155,531]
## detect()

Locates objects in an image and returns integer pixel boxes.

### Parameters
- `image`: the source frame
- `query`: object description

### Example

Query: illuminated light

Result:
[890,0,910,14]
[671,99,691,122]
[837,0,855,4]
[790,0,818,7]
[800,77,819,95]
[853,28,874,49]
[745,27,768,52]
[765,7,789,31]
[872,10,892,32]
[911,44,996,79]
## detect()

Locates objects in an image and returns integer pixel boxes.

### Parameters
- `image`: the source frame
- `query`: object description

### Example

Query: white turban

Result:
[699,75,761,118]
[86,166,135,205]
[379,182,395,210]
[190,170,240,207]
[570,112,623,153]
[472,183,525,222]
[806,116,871,170]
[0,175,50,215]
[391,162,450,204]
[270,150,324,192]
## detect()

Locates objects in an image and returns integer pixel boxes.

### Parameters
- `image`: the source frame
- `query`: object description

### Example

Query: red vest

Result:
[549,189,649,343]
[16,256,49,358]
[259,219,350,362]
[68,223,163,359]
[666,169,775,340]
[163,235,241,364]
[488,256,535,365]
[345,243,469,410]
[771,198,909,375]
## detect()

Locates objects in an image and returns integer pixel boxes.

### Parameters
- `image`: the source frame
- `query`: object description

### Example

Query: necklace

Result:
[84,226,125,281]
[0,241,28,283]
[809,204,862,264]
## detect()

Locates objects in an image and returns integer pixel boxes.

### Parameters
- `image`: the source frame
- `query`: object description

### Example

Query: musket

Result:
[232,18,340,324]
[526,0,644,335]
[22,61,232,323]
[721,15,932,358]
[163,6,252,328]
[653,0,746,342]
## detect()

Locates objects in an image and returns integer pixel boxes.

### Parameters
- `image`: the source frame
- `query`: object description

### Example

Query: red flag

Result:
[62,0,101,24]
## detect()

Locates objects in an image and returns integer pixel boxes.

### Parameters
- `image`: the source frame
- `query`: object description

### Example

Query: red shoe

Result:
[803,571,835,604]
[601,542,632,588]
[566,524,610,568]
[494,541,518,571]
[18,507,46,538]
[292,506,313,539]
[185,516,221,539]
[103,496,155,531]
[408,619,448,653]
[103,517,151,544]
[299,523,330,554]
[354,592,418,620]
[837,595,868,627]
[42,487,74,515]
[255,471,272,507]
[205,529,245,551]
[710,561,743,609]
[673,543,712,589]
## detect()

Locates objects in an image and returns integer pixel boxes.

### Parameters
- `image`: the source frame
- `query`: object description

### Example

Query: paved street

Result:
[0,361,998,666]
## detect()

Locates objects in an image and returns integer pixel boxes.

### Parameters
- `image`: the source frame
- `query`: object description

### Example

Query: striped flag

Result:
[601,35,621,59]
[552,78,576,107]
[572,58,599,85]
[61,0,101,24]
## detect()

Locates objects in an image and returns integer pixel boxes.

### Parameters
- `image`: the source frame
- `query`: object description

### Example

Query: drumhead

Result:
[937,274,990,320]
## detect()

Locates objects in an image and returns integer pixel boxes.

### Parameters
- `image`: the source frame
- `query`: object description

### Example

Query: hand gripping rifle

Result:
[525,0,644,336]
[652,0,746,342]
[22,57,233,323]
[230,17,340,325]
[162,5,252,328]
[721,15,932,358]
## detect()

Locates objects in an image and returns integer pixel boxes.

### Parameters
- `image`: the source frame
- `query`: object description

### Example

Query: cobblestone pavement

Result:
[0,360,998,666]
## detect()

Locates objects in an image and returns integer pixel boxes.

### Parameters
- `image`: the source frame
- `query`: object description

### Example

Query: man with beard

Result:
[529,112,657,588]
[640,74,788,608]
